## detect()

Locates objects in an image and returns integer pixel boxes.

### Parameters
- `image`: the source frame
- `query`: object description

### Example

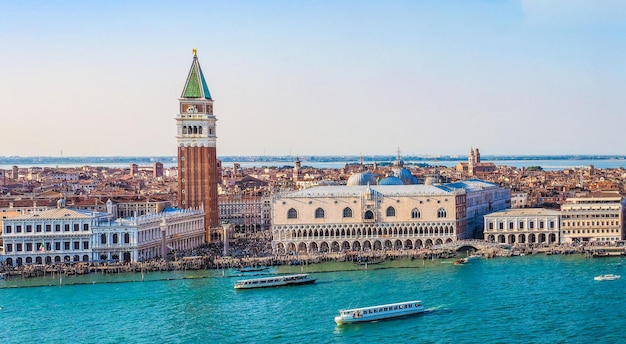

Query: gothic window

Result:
[437,208,447,218]
[182,126,188,134]
[411,208,420,219]
[198,126,203,134]
[287,208,298,219]
[386,206,396,217]
[193,126,198,134]
[315,208,325,219]
[343,207,353,218]
[101,234,107,245]
[364,210,374,220]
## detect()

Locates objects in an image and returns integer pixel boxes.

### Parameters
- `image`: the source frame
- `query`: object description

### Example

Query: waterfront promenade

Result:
[2,233,623,282]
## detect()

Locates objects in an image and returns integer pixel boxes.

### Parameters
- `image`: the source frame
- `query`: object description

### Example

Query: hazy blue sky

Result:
[1,0,625,157]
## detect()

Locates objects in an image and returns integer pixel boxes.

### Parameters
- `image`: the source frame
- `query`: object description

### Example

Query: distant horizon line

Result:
[1,154,626,162]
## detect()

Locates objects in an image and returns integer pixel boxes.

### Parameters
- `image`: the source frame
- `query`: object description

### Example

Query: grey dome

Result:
[347,172,377,186]
[379,176,404,185]
[393,167,414,185]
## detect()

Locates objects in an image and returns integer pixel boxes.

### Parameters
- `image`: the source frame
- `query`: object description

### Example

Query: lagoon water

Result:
[1,255,625,343]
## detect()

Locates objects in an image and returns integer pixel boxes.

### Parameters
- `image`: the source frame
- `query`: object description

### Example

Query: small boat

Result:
[594,274,621,281]
[354,256,384,266]
[236,266,269,273]
[466,254,481,261]
[334,300,425,325]
[454,258,468,265]
[234,274,316,289]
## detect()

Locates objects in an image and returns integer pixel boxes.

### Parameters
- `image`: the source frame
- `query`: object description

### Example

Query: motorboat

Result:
[236,266,269,273]
[234,274,316,289]
[454,258,468,265]
[594,274,621,281]
[334,300,425,325]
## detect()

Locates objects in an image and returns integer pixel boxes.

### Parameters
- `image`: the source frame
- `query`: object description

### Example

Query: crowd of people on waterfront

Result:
[2,230,625,280]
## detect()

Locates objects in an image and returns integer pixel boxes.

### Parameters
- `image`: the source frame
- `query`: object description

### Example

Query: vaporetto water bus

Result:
[334,300,425,325]
[234,274,316,289]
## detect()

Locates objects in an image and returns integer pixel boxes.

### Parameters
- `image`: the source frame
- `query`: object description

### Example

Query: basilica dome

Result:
[394,167,415,185]
[347,172,377,186]
[379,176,404,185]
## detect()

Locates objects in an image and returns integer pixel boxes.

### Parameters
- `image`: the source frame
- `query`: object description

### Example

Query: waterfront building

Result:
[92,207,205,262]
[271,184,467,254]
[0,200,205,266]
[560,192,625,243]
[1,199,104,266]
[176,50,219,242]
[483,208,561,245]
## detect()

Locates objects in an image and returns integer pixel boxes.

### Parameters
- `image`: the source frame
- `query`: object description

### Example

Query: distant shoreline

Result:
[1,154,625,164]
[2,155,626,171]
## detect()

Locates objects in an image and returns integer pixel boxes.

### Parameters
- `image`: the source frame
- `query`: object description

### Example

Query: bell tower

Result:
[176,49,218,242]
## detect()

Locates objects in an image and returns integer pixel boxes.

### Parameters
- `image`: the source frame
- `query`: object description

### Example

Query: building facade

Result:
[446,179,511,239]
[176,50,219,242]
[484,208,561,245]
[1,204,205,266]
[272,184,467,254]
[92,208,205,262]
[560,192,625,243]
[218,195,271,233]
[2,205,103,266]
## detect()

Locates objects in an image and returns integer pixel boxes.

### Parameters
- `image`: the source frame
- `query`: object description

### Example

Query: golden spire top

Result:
[192,48,197,57]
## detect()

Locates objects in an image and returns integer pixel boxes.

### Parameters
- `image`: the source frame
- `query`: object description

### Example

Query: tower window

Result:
[386,206,396,217]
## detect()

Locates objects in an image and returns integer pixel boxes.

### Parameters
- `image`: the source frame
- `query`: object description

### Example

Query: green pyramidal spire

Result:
[181,49,212,99]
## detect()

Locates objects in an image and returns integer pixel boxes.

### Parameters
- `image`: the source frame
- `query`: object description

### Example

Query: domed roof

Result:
[393,167,415,185]
[347,172,377,186]
[379,176,404,185]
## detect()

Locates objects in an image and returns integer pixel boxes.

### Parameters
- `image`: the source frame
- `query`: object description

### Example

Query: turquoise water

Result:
[1,255,625,343]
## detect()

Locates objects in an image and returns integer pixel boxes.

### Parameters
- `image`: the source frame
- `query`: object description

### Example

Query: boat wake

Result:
[424,305,450,314]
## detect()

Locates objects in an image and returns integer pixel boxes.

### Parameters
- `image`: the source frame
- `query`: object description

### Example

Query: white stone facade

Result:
[92,208,205,262]
[1,207,103,266]
[271,185,467,254]
[484,208,561,245]
[1,207,205,266]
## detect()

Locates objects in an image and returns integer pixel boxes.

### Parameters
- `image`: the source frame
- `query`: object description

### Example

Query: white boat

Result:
[594,274,621,281]
[234,274,316,289]
[466,254,481,261]
[334,300,425,325]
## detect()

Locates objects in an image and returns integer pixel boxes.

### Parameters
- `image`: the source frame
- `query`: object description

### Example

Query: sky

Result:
[1,0,625,157]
